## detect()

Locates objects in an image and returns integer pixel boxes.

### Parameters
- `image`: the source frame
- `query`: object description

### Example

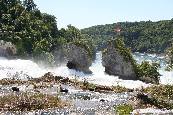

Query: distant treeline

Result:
[81,19,173,53]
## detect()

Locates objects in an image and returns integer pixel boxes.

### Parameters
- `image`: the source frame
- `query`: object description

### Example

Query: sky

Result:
[34,0,173,29]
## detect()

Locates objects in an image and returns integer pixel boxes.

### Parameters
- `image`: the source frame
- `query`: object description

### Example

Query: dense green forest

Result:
[0,0,94,64]
[81,19,173,53]
[1,0,173,67]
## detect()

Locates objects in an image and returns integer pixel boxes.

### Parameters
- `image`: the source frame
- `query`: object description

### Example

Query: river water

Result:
[0,52,173,114]
[0,52,172,89]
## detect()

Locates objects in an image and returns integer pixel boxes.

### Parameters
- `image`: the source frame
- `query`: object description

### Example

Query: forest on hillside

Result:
[81,19,173,53]
[0,0,95,64]
[1,0,173,68]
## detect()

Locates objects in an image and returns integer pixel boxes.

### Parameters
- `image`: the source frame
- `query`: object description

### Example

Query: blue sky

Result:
[35,0,173,29]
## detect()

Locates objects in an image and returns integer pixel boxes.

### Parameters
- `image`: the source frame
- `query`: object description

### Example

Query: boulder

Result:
[60,85,68,93]
[11,87,19,92]
[102,39,137,80]
[64,43,92,74]
[0,40,16,57]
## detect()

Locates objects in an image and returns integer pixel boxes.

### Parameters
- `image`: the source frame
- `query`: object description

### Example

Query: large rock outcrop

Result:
[102,39,137,80]
[64,43,92,74]
[0,40,16,57]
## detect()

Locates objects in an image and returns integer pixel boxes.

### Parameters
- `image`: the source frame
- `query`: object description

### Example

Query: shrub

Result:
[112,85,129,93]
[144,85,173,100]
[137,61,160,84]
[115,104,133,115]
[143,85,173,109]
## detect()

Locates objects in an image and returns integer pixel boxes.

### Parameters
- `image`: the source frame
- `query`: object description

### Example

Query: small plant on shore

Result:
[82,79,96,90]
[115,104,133,115]
[0,78,25,85]
[112,85,129,93]
[144,85,173,100]
[142,85,173,109]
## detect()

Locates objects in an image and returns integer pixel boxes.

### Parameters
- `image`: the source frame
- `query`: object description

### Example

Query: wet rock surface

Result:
[0,83,132,115]
[0,72,173,115]
[65,44,92,74]
[102,40,136,80]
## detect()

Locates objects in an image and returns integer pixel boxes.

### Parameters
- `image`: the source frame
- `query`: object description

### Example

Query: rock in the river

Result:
[60,85,68,93]
[0,40,16,57]
[102,39,137,80]
[11,87,19,92]
[64,43,92,74]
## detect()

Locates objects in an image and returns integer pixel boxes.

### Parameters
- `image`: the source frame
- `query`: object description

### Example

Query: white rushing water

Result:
[0,52,173,89]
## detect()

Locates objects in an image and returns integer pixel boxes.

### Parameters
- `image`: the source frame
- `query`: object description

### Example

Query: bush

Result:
[144,85,173,100]
[112,85,129,93]
[137,61,160,84]
[115,104,133,115]
[142,85,173,109]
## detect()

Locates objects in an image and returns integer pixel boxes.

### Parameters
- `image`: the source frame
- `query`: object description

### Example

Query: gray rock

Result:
[64,43,92,74]
[102,40,136,80]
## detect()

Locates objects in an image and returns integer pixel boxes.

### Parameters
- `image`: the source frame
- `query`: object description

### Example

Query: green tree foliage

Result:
[58,25,96,59]
[113,38,135,63]
[137,61,160,83]
[0,0,95,64]
[81,20,173,53]
[0,0,57,55]
[23,0,36,11]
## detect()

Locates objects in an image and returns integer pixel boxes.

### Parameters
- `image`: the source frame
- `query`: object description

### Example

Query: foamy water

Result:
[0,52,173,89]
[132,108,173,114]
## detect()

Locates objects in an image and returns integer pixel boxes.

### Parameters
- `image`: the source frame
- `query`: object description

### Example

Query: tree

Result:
[23,0,36,11]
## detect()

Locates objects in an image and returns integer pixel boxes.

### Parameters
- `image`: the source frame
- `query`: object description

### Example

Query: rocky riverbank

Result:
[0,72,133,114]
[0,72,173,114]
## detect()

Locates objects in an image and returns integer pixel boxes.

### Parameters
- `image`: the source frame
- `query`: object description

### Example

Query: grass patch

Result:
[112,85,130,93]
[144,85,173,100]
[0,78,26,85]
[0,92,68,111]
[115,104,133,115]
[142,85,173,109]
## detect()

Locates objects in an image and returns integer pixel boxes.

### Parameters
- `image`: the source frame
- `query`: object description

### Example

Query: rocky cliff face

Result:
[0,40,16,57]
[102,39,137,80]
[64,43,92,74]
